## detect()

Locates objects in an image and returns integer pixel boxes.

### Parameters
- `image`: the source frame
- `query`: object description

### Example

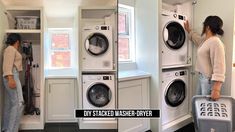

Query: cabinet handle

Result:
[49,86,51,93]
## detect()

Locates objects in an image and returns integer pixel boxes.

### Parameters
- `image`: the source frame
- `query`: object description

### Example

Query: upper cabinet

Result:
[5,7,42,33]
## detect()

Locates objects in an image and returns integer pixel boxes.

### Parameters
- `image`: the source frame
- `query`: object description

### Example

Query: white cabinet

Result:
[2,7,44,130]
[118,78,150,132]
[46,78,76,122]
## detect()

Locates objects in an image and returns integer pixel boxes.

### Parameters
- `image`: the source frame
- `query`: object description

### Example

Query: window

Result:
[46,28,75,69]
[118,4,135,62]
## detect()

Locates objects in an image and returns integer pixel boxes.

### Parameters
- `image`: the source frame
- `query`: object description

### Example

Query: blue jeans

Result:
[196,72,213,95]
[2,68,24,132]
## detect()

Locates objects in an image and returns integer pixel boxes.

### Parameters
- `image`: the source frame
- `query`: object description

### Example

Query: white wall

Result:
[232,3,235,99]
[135,0,160,131]
[47,17,74,28]
[0,0,8,130]
[119,0,135,6]
[193,0,235,96]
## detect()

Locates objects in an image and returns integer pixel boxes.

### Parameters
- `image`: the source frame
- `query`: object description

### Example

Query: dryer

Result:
[161,10,190,68]
[161,69,189,125]
[82,25,113,72]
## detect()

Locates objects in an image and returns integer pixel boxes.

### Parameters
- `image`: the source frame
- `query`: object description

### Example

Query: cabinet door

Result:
[118,78,150,132]
[47,79,75,122]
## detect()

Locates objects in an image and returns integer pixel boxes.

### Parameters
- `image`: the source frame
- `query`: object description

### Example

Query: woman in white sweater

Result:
[2,33,24,132]
[184,16,226,100]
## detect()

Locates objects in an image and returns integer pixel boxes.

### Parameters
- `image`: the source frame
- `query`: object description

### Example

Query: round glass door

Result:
[87,83,112,107]
[165,80,186,107]
[163,22,185,50]
[85,33,109,56]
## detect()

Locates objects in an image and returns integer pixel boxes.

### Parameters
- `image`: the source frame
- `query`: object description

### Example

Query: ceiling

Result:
[1,0,116,18]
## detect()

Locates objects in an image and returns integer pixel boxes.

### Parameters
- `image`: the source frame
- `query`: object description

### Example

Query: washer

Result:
[161,10,189,67]
[82,74,115,110]
[162,69,189,125]
[82,25,113,71]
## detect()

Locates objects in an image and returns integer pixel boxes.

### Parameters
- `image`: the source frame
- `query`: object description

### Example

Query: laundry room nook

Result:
[0,6,44,129]
[124,0,235,131]
[78,4,118,129]
[0,0,118,131]
[0,0,235,132]
[161,0,235,131]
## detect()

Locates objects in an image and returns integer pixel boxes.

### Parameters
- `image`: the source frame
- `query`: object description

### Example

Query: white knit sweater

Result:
[189,31,226,82]
[3,46,23,77]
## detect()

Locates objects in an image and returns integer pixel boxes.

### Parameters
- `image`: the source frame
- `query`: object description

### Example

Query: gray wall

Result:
[193,0,235,96]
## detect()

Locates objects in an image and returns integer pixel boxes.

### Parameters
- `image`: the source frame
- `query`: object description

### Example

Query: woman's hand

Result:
[7,76,16,89]
[211,89,220,101]
[211,81,222,100]
[184,20,191,33]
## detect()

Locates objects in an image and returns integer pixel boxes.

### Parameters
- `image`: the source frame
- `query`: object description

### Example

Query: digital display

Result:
[101,26,107,30]
[180,71,185,76]
[103,76,110,80]
[178,15,184,20]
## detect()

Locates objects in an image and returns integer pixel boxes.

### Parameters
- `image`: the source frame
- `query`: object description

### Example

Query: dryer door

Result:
[85,33,109,56]
[87,83,112,107]
[165,79,186,107]
[163,21,185,50]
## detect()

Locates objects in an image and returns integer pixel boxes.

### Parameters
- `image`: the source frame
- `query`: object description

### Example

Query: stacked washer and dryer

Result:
[161,10,192,129]
[80,25,117,129]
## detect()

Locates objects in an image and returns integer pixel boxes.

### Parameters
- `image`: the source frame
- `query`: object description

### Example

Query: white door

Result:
[47,79,75,122]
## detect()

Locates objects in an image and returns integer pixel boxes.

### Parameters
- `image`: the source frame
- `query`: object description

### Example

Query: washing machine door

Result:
[85,33,109,56]
[165,79,186,107]
[163,21,185,50]
[87,83,112,107]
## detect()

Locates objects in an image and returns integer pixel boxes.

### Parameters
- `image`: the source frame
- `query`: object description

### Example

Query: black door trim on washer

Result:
[165,79,186,107]
[85,33,109,56]
[163,21,186,50]
[87,83,112,107]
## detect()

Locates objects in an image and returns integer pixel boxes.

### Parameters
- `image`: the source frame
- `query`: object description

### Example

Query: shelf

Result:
[82,70,116,74]
[20,115,43,129]
[162,64,192,70]
[5,29,42,34]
